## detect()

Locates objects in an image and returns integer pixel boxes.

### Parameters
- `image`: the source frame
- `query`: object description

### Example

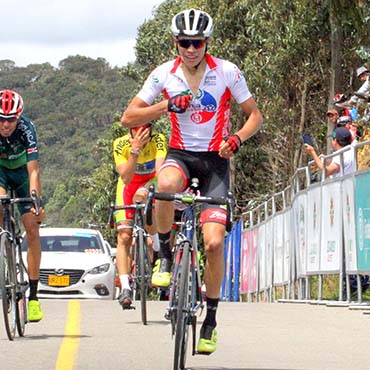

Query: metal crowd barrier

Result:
[222,139,370,308]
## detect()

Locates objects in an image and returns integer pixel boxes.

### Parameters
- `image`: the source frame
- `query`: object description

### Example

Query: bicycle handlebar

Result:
[107,201,146,228]
[145,184,234,232]
[0,189,40,216]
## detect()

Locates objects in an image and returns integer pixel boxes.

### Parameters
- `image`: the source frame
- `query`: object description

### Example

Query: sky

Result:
[0,0,165,68]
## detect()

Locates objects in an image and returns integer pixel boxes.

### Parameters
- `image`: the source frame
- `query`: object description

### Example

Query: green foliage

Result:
[0,0,369,227]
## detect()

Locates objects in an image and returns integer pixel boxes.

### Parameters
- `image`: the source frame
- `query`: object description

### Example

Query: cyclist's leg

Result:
[134,180,159,257]
[12,168,44,322]
[152,154,186,288]
[197,221,225,354]
[22,212,44,322]
[115,180,136,309]
[196,153,229,354]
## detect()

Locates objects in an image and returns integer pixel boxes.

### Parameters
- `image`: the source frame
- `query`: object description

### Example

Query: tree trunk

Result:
[328,4,343,153]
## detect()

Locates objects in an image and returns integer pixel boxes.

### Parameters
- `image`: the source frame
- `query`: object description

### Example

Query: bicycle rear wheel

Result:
[173,242,190,370]
[0,234,17,340]
[16,241,28,336]
[137,230,148,325]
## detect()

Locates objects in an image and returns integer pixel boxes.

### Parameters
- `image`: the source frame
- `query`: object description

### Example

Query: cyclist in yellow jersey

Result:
[113,123,167,309]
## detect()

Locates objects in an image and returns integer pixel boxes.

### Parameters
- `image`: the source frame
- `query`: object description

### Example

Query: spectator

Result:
[304,127,354,178]
[349,65,370,105]
[326,106,340,126]
[336,115,358,143]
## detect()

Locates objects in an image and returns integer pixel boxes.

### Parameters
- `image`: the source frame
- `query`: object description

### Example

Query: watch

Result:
[130,148,140,155]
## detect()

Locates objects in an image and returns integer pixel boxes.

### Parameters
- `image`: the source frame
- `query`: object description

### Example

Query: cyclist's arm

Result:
[235,97,263,142]
[121,96,167,128]
[116,160,136,185]
[27,160,41,197]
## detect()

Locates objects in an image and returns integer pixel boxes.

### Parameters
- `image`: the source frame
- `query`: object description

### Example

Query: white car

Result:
[22,227,117,300]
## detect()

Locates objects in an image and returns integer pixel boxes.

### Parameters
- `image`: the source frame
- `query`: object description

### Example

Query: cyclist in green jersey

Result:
[0,90,45,322]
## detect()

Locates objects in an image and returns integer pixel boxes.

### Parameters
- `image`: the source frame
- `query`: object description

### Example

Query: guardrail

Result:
[221,139,370,307]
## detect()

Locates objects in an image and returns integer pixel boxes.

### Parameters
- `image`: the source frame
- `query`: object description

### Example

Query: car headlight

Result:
[88,263,110,275]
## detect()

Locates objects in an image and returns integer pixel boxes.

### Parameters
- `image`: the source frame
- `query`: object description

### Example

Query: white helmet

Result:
[171,9,213,38]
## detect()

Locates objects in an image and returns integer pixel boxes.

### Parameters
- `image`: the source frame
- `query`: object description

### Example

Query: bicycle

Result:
[145,179,234,370]
[108,201,152,325]
[0,190,40,341]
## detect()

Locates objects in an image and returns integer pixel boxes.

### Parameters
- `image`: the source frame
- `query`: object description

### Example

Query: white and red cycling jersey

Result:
[137,54,252,152]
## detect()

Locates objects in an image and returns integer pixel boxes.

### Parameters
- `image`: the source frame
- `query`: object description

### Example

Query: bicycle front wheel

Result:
[137,229,148,325]
[173,242,190,370]
[16,241,28,336]
[0,234,17,340]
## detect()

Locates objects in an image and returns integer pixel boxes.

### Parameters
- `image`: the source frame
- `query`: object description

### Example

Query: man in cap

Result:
[304,127,355,178]
[349,65,370,105]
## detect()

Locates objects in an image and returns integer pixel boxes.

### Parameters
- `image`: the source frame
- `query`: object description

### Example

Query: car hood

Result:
[36,252,113,270]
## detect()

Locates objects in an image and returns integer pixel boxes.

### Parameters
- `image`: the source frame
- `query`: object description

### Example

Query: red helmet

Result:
[0,90,24,119]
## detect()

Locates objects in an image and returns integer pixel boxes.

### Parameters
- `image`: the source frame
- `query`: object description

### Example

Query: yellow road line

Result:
[55,300,81,370]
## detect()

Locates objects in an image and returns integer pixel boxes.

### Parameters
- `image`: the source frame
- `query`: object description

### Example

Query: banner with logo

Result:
[266,218,274,288]
[250,227,258,293]
[232,221,242,301]
[342,177,357,273]
[283,209,292,283]
[292,193,308,277]
[240,229,251,294]
[320,182,342,272]
[258,223,267,290]
[273,213,284,285]
[306,185,321,274]
[355,171,370,272]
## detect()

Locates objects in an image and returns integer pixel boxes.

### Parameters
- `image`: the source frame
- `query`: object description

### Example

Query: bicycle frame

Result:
[109,201,152,324]
[0,190,39,340]
[169,205,203,327]
[145,181,234,370]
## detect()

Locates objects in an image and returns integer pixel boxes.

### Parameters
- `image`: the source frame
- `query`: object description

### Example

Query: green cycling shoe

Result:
[197,325,217,354]
[28,300,44,322]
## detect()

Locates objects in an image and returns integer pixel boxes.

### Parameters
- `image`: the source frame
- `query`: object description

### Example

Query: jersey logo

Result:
[190,89,217,124]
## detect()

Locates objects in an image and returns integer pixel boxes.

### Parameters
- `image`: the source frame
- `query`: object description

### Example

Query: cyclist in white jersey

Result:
[121,8,262,354]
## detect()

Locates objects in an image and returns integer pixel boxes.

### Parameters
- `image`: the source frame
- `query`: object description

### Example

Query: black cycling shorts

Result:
[161,149,229,225]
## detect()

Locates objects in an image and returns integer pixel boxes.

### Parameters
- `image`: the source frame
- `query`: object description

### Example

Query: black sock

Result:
[29,279,39,301]
[158,232,172,260]
[203,296,219,328]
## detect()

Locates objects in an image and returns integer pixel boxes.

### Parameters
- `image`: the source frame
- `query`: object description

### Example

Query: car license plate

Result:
[48,275,70,286]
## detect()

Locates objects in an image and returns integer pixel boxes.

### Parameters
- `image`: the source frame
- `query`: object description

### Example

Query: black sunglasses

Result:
[177,39,205,49]
[0,116,17,123]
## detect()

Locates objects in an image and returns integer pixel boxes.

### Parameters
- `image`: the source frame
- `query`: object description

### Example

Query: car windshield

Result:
[22,235,104,253]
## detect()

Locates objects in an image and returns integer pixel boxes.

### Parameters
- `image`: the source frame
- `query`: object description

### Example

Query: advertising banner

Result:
[266,218,274,288]
[250,227,258,293]
[320,182,342,272]
[306,186,321,274]
[283,209,292,283]
[355,171,370,272]
[258,223,266,290]
[342,177,357,273]
[273,213,284,284]
[240,229,250,294]
[292,193,308,277]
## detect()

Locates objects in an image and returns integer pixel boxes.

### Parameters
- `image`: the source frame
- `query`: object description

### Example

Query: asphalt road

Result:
[0,299,369,370]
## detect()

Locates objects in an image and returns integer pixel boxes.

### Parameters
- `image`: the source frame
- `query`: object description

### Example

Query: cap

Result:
[356,66,369,78]
[331,127,351,141]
